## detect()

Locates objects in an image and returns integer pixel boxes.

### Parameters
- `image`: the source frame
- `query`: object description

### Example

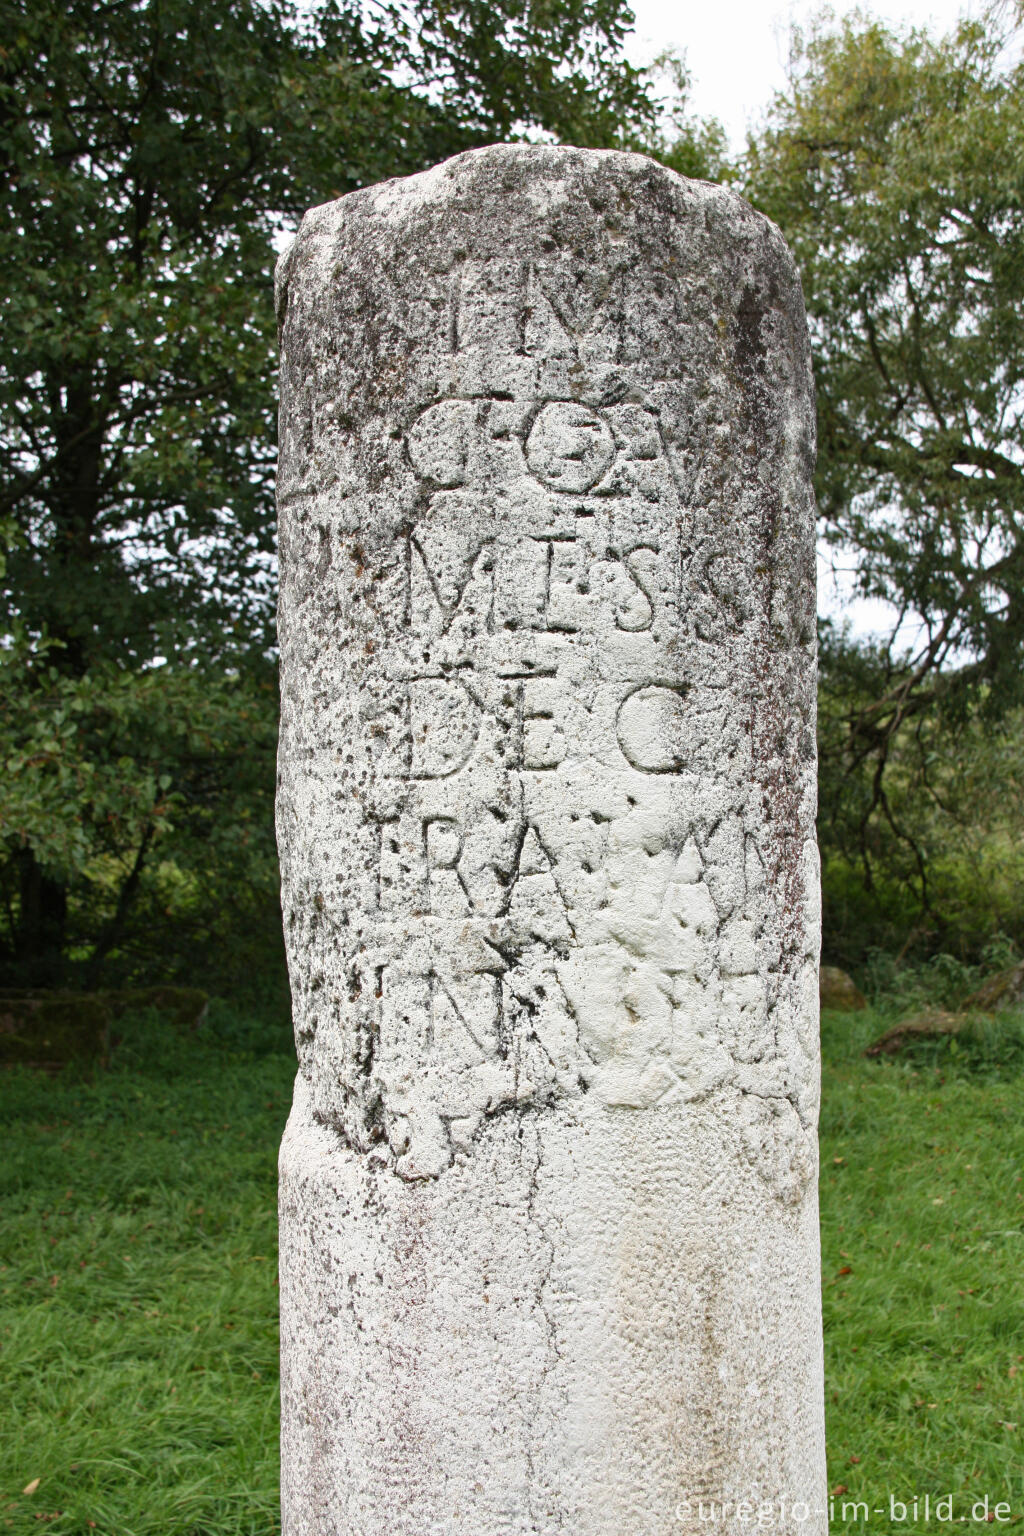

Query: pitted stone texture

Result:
[276,144,825,1535]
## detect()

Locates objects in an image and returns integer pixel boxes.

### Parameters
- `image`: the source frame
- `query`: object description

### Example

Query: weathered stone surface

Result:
[276,144,825,1535]
[819,965,867,1012]
[962,959,1024,1014]
[864,1007,961,1057]
[0,986,209,1069]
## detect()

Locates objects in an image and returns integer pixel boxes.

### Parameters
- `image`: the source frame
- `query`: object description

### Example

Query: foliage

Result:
[0,632,279,986]
[891,1009,1024,1079]
[0,0,654,664]
[818,636,1024,965]
[629,51,733,182]
[744,5,1024,945]
[862,934,1020,1014]
[3,1008,1024,1531]
[0,0,656,988]
[387,0,655,148]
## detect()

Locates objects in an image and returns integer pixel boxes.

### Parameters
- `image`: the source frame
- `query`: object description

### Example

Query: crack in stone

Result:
[276,142,825,1533]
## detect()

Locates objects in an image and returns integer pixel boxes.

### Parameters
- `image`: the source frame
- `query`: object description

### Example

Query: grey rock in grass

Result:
[275,143,825,1536]
[819,965,867,1012]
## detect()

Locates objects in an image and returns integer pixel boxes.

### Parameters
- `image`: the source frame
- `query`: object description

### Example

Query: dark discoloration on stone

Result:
[276,145,825,1536]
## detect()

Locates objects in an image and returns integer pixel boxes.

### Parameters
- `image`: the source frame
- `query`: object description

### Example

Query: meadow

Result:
[1,999,1022,1534]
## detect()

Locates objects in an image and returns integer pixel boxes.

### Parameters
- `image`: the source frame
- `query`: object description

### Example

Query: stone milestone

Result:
[275,144,825,1535]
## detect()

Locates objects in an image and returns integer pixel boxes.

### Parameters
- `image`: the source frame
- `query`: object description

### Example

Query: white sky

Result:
[624,0,982,639]
[625,0,980,153]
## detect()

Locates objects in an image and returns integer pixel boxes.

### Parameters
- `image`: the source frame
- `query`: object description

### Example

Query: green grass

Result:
[1,1001,1023,1533]
[819,1004,1024,1530]
[0,1008,294,1535]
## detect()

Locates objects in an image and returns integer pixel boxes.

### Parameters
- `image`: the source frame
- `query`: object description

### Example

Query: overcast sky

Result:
[624,0,981,636]
[625,0,978,152]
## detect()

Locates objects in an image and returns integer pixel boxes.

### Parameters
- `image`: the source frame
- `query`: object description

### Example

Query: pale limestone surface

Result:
[275,143,825,1536]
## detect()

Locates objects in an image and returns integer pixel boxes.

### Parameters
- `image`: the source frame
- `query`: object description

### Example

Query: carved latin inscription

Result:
[279,376,818,1188]
[277,174,819,1195]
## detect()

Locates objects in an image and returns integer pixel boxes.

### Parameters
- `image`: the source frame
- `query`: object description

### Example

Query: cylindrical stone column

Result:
[276,145,824,1536]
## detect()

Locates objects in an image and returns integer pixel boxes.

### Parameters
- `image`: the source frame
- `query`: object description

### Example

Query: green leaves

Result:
[0,633,280,968]
[1,0,653,671]
[0,0,654,986]
[744,8,1024,951]
[746,9,1024,706]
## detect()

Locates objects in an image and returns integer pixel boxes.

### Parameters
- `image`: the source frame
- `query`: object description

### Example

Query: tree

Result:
[0,631,281,988]
[628,51,731,183]
[0,0,655,987]
[744,6,1024,938]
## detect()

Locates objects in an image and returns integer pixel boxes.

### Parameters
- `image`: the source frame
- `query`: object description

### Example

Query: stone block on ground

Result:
[819,965,867,1012]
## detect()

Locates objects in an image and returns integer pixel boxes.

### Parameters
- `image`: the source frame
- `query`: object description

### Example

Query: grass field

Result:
[1,1001,1022,1534]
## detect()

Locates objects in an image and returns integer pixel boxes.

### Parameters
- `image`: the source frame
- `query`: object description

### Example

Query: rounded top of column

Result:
[276,146,812,461]
[299,140,718,220]
[277,144,801,328]
[308,142,719,224]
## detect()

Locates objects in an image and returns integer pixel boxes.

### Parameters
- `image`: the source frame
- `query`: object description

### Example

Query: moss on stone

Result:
[0,986,208,1068]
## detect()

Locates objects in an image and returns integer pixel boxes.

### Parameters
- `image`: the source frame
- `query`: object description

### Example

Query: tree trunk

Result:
[14,847,69,988]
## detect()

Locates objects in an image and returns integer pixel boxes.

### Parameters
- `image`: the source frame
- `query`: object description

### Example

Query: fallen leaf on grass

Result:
[22,1482,39,1497]
[831,1485,848,1497]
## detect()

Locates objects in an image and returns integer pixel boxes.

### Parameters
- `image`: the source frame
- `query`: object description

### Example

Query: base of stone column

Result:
[279,1073,825,1536]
